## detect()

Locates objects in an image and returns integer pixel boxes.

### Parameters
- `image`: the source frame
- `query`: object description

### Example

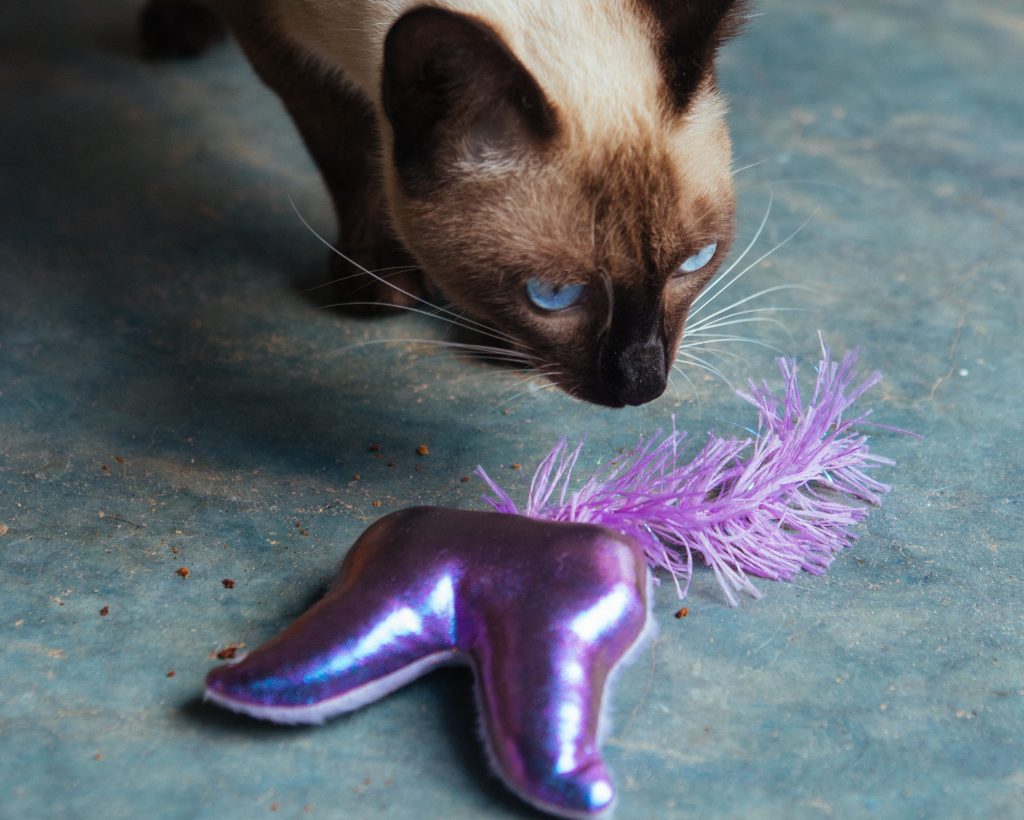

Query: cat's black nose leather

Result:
[613,340,667,406]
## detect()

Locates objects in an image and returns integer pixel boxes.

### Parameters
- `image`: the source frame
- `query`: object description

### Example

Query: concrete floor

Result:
[2,1,1021,818]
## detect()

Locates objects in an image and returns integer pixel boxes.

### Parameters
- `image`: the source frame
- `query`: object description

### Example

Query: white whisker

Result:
[302,266,422,293]
[289,198,522,348]
[680,334,787,356]
[321,337,533,365]
[316,299,533,353]
[689,284,813,331]
[688,312,802,339]
[494,370,565,410]
[692,190,774,316]
[674,353,735,390]
[668,361,701,411]
[731,159,768,177]
[694,204,818,325]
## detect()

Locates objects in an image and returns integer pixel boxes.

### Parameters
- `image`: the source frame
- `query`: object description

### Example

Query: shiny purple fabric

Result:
[205,508,652,819]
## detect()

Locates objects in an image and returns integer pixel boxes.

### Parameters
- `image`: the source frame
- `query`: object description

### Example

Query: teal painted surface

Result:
[1,1,1021,817]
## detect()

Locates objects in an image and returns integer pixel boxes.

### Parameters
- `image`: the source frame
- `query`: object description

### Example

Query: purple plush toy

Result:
[205,345,902,818]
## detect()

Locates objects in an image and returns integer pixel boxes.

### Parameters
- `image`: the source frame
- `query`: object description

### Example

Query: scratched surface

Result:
[1,1,1021,818]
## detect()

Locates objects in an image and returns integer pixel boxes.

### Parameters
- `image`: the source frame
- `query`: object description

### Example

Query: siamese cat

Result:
[142,0,746,407]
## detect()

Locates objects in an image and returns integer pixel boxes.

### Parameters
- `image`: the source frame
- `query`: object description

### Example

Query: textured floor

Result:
[2,1,1022,818]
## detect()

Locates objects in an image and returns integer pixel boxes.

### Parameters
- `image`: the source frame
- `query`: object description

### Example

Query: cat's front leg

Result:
[143,1,426,313]
[227,18,424,312]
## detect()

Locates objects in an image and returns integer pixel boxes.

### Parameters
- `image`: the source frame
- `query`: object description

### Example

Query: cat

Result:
[141,0,747,407]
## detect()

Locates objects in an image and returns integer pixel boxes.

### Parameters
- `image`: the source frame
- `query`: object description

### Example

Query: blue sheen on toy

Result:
[206,508,654,819]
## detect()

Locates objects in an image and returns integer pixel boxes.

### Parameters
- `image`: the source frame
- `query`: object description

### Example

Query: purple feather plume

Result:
[476,344,906,606]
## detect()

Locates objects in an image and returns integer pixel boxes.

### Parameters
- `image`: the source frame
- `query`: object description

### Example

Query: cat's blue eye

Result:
[678,241,718,274]
[525,278,585,312]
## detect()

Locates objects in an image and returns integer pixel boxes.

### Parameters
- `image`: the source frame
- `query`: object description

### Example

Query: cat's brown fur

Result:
[142,0,746,406]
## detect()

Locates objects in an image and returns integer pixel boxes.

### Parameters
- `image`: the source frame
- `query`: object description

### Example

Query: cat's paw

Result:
[140,0,227,59]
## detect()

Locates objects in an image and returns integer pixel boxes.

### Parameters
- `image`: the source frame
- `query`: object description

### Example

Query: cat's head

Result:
[380,2,745,407]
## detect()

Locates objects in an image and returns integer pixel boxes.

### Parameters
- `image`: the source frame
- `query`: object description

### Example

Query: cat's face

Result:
[381,4,742,407]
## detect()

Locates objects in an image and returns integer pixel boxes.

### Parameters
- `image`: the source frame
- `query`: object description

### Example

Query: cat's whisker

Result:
[316,297,529,352]
[680,334,788,356]
[290,199,523,348]
[689,193,775,320]
[686,318,798,343]
[687,305,806,331]
[320,337,533,366]
[688,284,812,332]
[302,265,423,293]
[687,313,799,339]
[680,342,750,369]
[673,353,735,390]
[690,204,819,323]
[493,368,566,411]
[369,264,426,274]
[426,303,528,351]
[667,362,701,411]
[731,158,768,177]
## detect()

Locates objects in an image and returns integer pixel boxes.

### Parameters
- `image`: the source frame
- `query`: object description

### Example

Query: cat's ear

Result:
[641,0,750,109]
[382,7,557,193]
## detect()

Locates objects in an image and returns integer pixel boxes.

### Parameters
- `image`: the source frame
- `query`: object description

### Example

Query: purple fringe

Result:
[476,344,906,606]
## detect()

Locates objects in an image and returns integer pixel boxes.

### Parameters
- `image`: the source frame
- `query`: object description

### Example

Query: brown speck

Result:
[171,546,180,555]
[270,803,280,812]
[176,567,190,579]
[353,474,361,481]
[298,528,310,537]
[166,670,176,678]
[416,444,430,456]
[114,456,125,465]
[674,607,689,619]
[502,408,511,416]
[99,606,109,617]
[97,511,106,519]
[94,753,103,761]
[511,463,522,470]
[294,521,302,529]
[222,578,236,589]
[372,500,382,508]
[460,476,470,483]
[101,464,110,474]
[0,523,9,537]
[217,646,239,660]
[368,443,381,453]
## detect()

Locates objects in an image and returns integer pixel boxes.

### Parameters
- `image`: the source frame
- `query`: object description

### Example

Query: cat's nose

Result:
[612,340,667,406]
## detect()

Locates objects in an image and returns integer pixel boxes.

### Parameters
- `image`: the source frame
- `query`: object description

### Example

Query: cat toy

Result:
[205,344,903,819]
